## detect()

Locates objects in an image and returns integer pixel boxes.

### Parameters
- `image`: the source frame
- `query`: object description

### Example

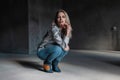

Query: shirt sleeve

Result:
[51,25,69,49]
[63,36,70,45]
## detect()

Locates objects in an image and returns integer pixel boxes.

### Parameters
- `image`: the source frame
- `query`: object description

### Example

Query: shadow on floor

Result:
[62,51,120,75]
[104,61,120,67]
[15,60,44,72]
[63,51,120,67]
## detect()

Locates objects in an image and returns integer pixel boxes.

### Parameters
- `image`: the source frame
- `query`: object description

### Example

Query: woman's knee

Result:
[53,45,62,53]
[37,50,46,60]
[56,51,68,61]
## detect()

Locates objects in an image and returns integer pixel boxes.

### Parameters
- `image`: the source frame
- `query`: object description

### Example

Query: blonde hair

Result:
[55,9,72,38]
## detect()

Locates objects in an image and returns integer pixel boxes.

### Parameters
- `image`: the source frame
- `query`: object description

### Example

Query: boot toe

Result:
[53,66,61,72]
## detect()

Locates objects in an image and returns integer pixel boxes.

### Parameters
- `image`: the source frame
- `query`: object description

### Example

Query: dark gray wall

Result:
[0,0,62,54]
[28,0,62,54]
[0,0,28,53]
[62,0,120,50]
[0,0,120,54]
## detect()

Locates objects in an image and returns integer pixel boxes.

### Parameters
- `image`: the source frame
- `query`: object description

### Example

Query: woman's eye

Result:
[57,16,60,18]
[62,16,65,18]
[57,15,65,19]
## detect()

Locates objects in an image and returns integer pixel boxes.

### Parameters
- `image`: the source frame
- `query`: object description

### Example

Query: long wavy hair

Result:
[54,9,72,38]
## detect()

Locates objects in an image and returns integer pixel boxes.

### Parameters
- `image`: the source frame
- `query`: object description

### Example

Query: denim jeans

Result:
[37,44,68,64]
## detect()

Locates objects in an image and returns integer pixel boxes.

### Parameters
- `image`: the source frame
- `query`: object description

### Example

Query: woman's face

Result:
[57,12,66,28]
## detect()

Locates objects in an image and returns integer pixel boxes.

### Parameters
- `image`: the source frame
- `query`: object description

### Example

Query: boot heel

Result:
[43,64,53,73]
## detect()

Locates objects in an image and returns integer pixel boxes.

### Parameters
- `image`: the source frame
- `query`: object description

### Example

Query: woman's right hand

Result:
[64,23,71,37]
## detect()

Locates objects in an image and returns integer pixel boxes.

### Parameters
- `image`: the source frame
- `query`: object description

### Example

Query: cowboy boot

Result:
[43,64,53,73]
[43,61,53,73]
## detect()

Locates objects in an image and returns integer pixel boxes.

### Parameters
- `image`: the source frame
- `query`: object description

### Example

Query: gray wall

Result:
[0,0,28,53]
[0,0,62,54]
[28,0,62,54]
[0,0,120,54]
[62,0,120,50]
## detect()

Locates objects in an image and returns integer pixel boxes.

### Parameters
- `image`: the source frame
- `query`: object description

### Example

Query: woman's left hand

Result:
[64,45,70,51]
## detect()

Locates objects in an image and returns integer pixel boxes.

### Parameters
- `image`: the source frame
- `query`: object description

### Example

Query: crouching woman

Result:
[37,9,72,73]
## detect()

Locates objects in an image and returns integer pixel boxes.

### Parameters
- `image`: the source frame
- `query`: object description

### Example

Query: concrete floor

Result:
[0,50,120,80]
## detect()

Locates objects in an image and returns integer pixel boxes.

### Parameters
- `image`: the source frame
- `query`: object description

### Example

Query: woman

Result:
[37,9,72,73]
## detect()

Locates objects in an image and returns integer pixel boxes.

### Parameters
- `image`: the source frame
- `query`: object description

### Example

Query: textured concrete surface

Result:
[0,50,120,80]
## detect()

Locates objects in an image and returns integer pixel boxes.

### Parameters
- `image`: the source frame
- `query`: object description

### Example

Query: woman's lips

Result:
[60,21,63,23]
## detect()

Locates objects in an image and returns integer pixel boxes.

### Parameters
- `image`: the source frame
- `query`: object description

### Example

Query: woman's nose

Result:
[60,17,62,20]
